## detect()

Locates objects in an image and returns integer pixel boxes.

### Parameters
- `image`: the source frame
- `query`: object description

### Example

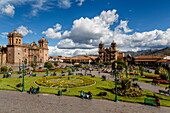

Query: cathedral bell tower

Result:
[7,30,23,64]
[98,42,104,62]
[110,40,118,61]
[8,30,22,45]
[38,37,48,63]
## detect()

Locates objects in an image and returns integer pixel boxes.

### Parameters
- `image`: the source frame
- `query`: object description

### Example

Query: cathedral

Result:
[98,41,124,62]
[0,30,48,65]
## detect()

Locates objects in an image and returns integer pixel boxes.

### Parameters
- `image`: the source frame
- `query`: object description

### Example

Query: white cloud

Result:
[17,25,33,36]
[57,39,95,49]
[57,0,72,9]
[0,32,8,38]
[114,20,133,33]
[0,0,49,16]
[0,0,86,16]
[48,45,98,57]
[46,9,170,56]
[42,24,62,39]
[75,0,85,6]
[43,9,119,45]
[1,4,15,17]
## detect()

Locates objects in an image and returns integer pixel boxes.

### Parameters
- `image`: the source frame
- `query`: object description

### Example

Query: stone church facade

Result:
[98,41,124,62]
[0,30,48,65]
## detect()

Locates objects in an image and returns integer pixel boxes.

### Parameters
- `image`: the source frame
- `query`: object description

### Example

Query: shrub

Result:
[44,62,53,69]
[139,66,144,76]
[112,87,143,97]
[54,61,58,67]
[155,66,168,80]
[121,78,132,90]
[1,66,8,71]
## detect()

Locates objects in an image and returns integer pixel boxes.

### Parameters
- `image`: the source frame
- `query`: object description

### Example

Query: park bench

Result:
[91,75,95,77]
[152,81,159,85]
[132,78,138,81]
[30,87,40,94]
[159,90,170,96]
[144,98,156,105]
[3,72,11,78]
[68,72,74,75]
[30,74,36,77]
[50,73,57,76]
[87,74,92,76]
[98,92,107,96]
[76,73,83,76]
[102,75,106,81]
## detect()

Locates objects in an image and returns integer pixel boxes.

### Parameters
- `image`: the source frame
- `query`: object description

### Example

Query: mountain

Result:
[123,47,170,57]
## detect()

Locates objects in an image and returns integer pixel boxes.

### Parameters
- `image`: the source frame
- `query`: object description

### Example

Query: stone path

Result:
[0,90,170,113]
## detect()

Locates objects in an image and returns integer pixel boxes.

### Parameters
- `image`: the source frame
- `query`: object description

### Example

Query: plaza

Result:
[0,67,170,113]
[0,90,170,113]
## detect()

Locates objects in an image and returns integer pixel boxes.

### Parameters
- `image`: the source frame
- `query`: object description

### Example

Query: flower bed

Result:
[128,72,139,75]
[35,76,95,88]
[112,88,143,97]
[145,75,160,79]
[33,68,65,72]
[153,79,168,84]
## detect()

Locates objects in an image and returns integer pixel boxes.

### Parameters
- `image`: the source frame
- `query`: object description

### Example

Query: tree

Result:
[44,62,53,69]
[30,61,37,70]
[54,61,58,67]
[112,60,127,72]
[139,66,144,76]
[103,62,111,65]
[155,66,168,80]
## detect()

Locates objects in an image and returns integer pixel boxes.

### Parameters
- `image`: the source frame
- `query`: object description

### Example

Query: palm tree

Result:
[112,60,127,78]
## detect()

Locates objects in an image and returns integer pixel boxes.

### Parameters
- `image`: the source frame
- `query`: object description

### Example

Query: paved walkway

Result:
[0,90,170,113]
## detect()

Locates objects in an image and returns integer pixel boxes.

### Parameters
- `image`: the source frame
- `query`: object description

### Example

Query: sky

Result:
[1,0,170,57]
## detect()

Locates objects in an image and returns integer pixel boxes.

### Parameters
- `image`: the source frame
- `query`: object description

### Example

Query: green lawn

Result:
[128,72,169,88]
[0,75,170,106]
[0,71,64,76]
[138,77,169,87]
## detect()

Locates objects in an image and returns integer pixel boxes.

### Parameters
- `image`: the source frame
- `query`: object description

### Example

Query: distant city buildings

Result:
[49,54,97,64]
[0,30,48,65]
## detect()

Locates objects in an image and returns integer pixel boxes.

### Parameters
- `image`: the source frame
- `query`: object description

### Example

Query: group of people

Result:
[28,86,40,94]
[80,91,92,99]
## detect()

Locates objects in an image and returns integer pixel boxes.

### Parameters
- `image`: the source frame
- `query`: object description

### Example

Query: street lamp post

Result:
[168,64,170,89]
[21,61,25,92]
[46,66,49,76]
[84,66,87,76]
[126,67,128,79]
[112,62,118,102]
